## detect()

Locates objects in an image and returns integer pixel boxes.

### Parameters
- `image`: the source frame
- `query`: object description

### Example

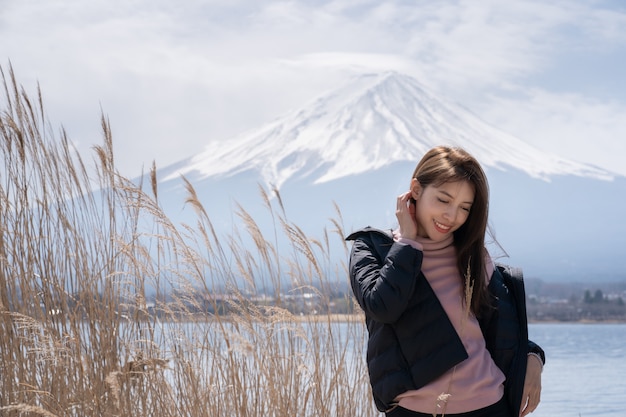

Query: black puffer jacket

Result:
[347,227,545,415]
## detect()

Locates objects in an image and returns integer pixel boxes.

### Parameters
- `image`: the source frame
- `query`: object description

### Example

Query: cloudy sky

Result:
[2,0,625,178]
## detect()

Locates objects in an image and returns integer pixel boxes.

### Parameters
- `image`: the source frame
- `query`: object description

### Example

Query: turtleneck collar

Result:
[414,232,455,253]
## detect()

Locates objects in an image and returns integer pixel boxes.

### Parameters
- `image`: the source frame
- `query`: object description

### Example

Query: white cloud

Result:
[1,0,625,177]
[477,88,626,176]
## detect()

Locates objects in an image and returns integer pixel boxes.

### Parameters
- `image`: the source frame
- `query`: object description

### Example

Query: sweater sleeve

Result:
[349,236,423,323]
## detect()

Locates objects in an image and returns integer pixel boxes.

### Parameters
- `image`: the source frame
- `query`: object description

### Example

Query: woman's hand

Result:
[520,354,542,416]
[396,191,418,240]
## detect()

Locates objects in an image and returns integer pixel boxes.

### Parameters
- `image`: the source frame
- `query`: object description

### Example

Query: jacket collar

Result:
[345,226,394,242]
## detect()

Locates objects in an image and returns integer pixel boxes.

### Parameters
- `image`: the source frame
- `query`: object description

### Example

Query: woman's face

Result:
[411,179,475,241]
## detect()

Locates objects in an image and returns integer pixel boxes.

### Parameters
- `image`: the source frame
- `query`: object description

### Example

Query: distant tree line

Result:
[528,287,626,322]
[583,289,625,305]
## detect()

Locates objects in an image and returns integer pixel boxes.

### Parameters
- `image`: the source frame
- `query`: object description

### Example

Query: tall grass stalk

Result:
[0,65,374,416]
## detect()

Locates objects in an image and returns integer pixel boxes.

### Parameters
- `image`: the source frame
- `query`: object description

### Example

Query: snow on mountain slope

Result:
[150,71,626,282]
[163,71,613,188]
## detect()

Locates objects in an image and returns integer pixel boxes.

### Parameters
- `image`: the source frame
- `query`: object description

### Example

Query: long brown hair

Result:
[412,146,490,316]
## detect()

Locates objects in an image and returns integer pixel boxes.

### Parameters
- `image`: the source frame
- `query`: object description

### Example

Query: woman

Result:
[347,146,544,417]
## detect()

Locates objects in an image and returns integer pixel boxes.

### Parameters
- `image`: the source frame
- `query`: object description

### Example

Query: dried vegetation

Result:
[0,65,373,417]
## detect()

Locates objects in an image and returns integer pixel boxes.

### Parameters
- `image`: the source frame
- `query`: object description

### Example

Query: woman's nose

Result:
[443,207,457,223]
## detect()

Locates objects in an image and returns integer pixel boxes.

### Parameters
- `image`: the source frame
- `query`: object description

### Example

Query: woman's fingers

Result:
[396,192,418,240]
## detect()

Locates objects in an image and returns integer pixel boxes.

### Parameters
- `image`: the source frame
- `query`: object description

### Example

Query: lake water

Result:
[528,323,626,417]
[143,321,624,416]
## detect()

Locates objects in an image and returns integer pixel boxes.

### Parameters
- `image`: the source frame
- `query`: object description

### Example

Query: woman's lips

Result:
[434,220,451,234]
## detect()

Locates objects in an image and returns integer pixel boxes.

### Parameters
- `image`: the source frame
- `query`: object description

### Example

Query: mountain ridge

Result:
[161,71,615,189]
[150,71,626,282]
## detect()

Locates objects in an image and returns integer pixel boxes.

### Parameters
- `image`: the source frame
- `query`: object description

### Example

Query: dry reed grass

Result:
[0,65,374,416]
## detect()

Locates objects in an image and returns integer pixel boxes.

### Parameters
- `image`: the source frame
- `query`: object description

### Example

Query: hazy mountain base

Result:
[155,160,626,284]
[487,169,626,281]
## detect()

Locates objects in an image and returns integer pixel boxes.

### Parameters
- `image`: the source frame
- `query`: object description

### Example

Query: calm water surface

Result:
[149,321,624,416]
[528,323,626,417]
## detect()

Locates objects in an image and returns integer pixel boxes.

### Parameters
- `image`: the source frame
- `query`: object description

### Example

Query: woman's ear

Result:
[410,178,422,200]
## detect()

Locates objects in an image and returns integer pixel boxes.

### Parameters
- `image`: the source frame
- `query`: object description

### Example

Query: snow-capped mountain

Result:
[163,72,612,189]
[154,72,625,282]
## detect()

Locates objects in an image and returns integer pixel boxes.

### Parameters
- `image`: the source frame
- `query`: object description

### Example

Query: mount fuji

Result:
[153,72,626,282]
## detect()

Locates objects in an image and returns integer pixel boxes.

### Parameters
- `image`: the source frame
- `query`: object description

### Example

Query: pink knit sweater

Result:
[394,232,505,414]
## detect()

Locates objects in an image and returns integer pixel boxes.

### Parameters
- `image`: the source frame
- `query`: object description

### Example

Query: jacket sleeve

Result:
[528,340,546,365]
[489,264,546,417]
[349,235,423,323]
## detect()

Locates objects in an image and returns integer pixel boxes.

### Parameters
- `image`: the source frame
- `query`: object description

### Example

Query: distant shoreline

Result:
[529,318,626,324]
[219,314,626,324]
[121,313,626,324]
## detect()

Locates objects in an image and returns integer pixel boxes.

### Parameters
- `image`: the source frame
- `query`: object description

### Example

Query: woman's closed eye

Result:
[438,197,471,213]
